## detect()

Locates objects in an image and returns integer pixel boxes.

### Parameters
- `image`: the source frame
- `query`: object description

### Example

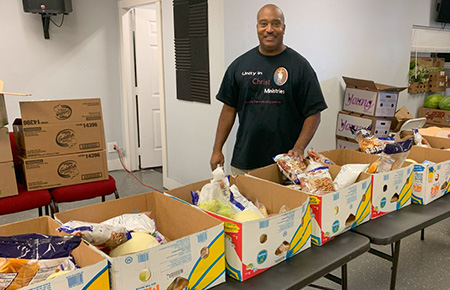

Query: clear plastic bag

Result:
[274,153,307,184]
[298,166,335,194]
[307,149,335,165]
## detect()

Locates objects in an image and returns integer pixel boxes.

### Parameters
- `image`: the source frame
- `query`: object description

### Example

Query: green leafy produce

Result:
[198,200,235,219]
[424,93,444,108]
[439,96,450,110]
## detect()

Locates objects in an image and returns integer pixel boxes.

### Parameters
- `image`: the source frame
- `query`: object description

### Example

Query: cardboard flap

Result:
[343,76,378,91]
[375,83,407,92]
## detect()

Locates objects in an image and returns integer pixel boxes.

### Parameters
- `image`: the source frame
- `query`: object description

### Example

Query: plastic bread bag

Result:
[0,234,82,288]
[367,138,413,173]
[273,153,307,184]
[351,125,385,154]
[103,213,157,235]
[333,164,369,190]
[306,159,324,171]
[229,184,265,218]
[57,220,132,249]
[196,167,236,219]
[254,199,269,218]
[307,149,335,165]
[297,166,335,194]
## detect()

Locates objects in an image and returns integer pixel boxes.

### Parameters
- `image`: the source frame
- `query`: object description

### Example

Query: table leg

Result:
[341,264,348,290]
[390,240,401,290]
[421,229,425,241]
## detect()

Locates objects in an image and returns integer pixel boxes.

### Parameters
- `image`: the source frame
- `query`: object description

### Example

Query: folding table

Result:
[352,193,450,290]
[212,231,370,290]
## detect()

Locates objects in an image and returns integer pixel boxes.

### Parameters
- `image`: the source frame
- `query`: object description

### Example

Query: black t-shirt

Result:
[216,46,327,170]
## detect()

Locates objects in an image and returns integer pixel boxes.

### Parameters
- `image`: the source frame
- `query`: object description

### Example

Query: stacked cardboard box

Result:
[0,92,18,198]
[14,99,108,191]
[337,76,406,148]
[408,57,447,94]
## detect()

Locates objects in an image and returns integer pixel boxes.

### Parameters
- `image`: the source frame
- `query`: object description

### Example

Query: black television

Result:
[436,0,450,23]
[22,0,72,15]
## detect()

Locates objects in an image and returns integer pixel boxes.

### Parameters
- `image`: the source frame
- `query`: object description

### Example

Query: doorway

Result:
[119,0,166,174]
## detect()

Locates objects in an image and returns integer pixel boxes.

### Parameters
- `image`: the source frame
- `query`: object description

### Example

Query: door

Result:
[134,6,162,168]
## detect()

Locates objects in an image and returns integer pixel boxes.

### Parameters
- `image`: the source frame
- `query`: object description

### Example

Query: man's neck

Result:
[258,44,286,56]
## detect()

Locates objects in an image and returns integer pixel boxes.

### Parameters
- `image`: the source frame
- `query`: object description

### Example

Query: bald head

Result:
[257,4,285,24]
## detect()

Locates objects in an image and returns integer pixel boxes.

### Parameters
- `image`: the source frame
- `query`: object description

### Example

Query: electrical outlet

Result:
[107,142,118,153]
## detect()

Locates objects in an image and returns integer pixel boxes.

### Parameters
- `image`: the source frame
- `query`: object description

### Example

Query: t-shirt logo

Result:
[273,67,288,86]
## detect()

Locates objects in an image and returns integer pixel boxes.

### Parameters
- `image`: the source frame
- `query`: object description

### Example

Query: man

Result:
[210,4,327,174]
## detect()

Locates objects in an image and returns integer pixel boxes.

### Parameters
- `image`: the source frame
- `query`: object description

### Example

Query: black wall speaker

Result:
[22,0,72,14]
[436,0,450,23]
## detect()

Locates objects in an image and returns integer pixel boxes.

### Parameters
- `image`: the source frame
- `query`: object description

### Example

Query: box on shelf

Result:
[0,216,110,290]
[408,82,428,94]
[417,107,450,127]
[54,192,226,290]
[20,150,108,191]
[336,136,360,150]
[13,118,106,158]
[166,175,311,281]
[0,161,18,198]
[320,149,413,219]
[248,163,371,246]
[342,76,406,117]
[419,126,450,149]
[336,111,392,140]
[408,146,450,205]
[411,57,445,69]
[19,98,103,126]
[0,126,12,163]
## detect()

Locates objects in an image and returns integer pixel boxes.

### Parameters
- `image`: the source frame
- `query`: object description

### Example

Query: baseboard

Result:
[163,175,183,190]
[108,158,123,171]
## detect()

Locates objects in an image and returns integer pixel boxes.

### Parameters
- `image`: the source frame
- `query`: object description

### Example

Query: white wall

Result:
[0,0,123,166]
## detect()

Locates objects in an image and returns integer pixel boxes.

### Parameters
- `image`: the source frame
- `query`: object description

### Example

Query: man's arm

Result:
[288,112,321,160]
[210,104,237,170]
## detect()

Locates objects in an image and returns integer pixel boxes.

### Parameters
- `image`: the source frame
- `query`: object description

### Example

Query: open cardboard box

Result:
[342,76,406,117]
[418,126,450,149]
[248,163,372,246]
[408,146,450,205]
[166,175,311,281]
[0,216,110,290]
[54,191,225,290]
[320,149,413,219]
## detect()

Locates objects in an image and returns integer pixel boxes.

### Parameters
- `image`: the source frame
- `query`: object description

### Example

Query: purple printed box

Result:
[342,76,406,117]
[336,111,392,140]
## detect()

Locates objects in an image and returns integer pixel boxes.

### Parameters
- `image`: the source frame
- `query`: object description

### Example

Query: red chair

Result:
[49,175,119,214]
[0,133,52,217]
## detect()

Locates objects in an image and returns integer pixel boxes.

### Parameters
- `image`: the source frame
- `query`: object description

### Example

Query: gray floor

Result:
[1,169,450,289]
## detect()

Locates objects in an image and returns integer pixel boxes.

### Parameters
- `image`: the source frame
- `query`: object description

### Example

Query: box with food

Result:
[418,126,450,149]
[408,146,450,205]
[248,158,372,246]
[13,118,106,158]
[20,150,108,191]
[166,170,311,281]
[0,161,18,198]
[342,76,406,117]
[19,98,103,126]
[0,216,110,290]
[320,149,413,219]
[336,111,392,140]
[54,191,226,290]
[336,136,360,150]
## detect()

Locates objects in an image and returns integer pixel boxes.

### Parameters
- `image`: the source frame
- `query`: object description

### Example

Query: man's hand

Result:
[287,148,305,162]
[210,151,225,171]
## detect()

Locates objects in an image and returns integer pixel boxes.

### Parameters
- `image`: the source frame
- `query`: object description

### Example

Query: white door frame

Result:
[118,0,168,176]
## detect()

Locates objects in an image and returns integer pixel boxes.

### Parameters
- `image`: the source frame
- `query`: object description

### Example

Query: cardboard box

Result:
[411,57,445,69]
[0,126,12,162]
[0,216,110,290]
[320,149,413,219]
[336,111,392,140]
[429,80,447,92]
[0,94,6,126]
[20,150,108,191]
[166,175,311,281]
[408,82,428,94]
[342,76,406,117]
[54,192,226,290]
[0,161,18,198]
[14,119,106,158]
[336,136,360,150]
[248,163,371,246]
[418,107,450,127]
[19,98,103,126]
[408,146,450,205]
[419,127,450,149]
